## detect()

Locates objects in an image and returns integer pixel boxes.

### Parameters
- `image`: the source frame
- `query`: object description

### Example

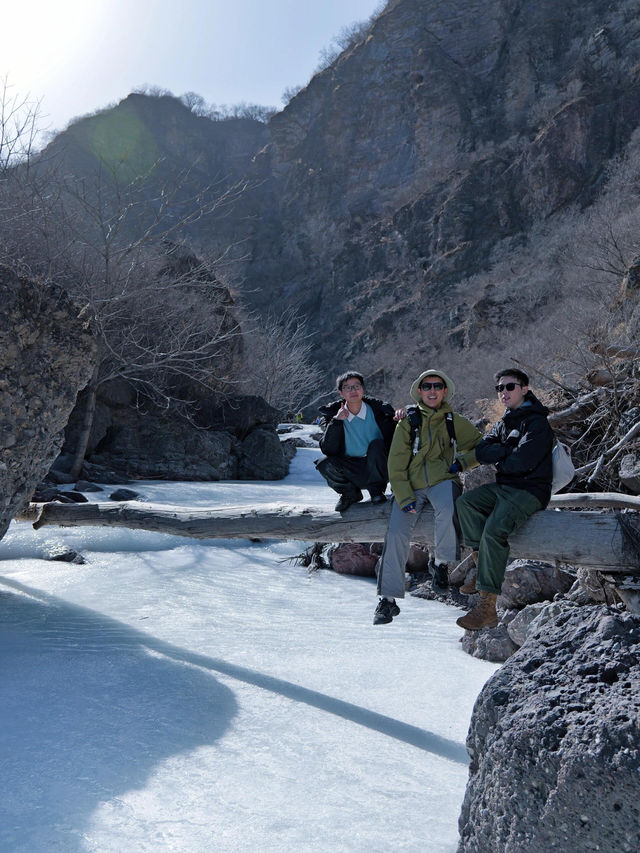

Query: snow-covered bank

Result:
[0,439,498,852]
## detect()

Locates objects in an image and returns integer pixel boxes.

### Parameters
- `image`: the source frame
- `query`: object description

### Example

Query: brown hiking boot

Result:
[456,591,498,631]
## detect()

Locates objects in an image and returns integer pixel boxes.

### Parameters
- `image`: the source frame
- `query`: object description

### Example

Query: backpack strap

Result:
[445,411,457,458]
[406,405,422,457]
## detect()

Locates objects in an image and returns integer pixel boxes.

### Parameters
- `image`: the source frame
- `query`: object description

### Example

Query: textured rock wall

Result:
[0,267,96,539]
[245,0,640,399]
[458,603,640,852]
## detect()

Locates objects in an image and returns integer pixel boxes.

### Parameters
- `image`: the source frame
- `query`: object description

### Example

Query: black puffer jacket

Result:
[318,397,396,458]
[475,391,554,507]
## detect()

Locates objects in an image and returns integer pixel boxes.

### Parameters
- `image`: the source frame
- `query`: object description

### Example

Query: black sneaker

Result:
[334,490,363,512]
[370,493,387,505]
[373,597,400,625]
[431,561,449,594]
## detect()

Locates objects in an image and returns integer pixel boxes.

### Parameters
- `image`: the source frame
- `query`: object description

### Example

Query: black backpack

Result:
[406,405,457,457]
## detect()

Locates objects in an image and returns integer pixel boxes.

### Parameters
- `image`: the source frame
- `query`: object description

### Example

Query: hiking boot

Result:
[431,561,449,594]
[459,573,477,595]
[456,591,498,631]
[373,597,400,625]
[334,490,363,512]
[370,493,387,505]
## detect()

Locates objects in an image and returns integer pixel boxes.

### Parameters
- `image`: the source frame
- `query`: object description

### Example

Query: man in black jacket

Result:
[317,371,396,512]
[454,368,553,630]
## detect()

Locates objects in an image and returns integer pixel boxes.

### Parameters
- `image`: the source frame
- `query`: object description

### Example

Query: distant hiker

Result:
[455,368,553,631]
[373,369,482,625]
[316,371,396,512]
[295,411,303,423]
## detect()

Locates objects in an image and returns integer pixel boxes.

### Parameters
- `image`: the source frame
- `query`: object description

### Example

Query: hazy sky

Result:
[3,0,383,137]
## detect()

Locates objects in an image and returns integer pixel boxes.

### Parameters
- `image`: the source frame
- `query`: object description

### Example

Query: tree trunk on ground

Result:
[19,497,640,573]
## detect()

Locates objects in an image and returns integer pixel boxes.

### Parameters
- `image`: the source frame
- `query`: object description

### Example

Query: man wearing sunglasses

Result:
[374,369,482,625]
[316,371,397,512]
[455,368,554,631]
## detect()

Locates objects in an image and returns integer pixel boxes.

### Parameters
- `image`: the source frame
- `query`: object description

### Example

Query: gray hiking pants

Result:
[376,480,461,599]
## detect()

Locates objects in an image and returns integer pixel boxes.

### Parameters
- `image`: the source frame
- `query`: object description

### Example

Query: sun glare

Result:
[3,1,107,93]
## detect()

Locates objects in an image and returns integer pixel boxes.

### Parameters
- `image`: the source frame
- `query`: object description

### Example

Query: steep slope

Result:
[37,0,640,407]
[246,0,640,402]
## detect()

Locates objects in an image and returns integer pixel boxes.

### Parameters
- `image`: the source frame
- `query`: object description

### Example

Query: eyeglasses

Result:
[495,382,522,393]
[342,383,363,392]
[420,382,444,391]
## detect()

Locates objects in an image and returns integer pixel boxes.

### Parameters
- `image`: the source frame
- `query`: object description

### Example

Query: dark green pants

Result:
[456,483,542,595]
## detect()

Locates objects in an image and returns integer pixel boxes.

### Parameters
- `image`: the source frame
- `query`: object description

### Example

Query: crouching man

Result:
[316,371,396,512]
[455,368,553,631]
[373,369,482,625]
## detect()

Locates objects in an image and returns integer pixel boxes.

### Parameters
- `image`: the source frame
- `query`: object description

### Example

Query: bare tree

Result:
[0,76,42,173]
[241,308,323,417]
[38,164,248,478]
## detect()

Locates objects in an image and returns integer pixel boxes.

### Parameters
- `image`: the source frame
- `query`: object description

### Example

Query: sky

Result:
[0,427,498,851]
[2,0,385,139]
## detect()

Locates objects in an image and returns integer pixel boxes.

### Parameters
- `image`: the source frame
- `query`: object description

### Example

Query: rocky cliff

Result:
[247,0,640,402]
[0,267,96,538]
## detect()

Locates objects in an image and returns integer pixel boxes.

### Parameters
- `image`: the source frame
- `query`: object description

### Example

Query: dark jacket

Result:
[475,391,554,507]
[318,397,396,458]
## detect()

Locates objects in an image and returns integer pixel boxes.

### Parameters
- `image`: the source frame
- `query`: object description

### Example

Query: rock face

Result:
[242,0,640,397]
[0,267,95,539]
[42,0,640,406]
[458,604,640,853]
[60,386,289,481]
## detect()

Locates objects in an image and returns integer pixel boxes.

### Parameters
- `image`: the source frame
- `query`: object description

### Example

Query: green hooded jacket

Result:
[388,370,483,509]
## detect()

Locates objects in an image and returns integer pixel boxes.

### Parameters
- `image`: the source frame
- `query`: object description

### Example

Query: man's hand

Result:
[335,404,349,421]
[402,501,417,513]
[394,407,406,421]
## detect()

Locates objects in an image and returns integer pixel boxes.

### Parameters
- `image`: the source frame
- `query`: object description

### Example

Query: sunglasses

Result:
[342,383,363,392]
[495,382,523,393]
[420,382,445,391]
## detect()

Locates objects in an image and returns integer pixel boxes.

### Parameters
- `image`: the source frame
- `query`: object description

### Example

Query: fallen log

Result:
[18,497,640,573]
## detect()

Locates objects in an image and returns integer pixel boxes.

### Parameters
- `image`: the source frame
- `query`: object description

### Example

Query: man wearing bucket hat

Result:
[373,369,483,625]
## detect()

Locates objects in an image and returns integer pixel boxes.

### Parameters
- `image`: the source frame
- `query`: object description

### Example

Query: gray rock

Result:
[238,428,289,480]
[0,267,95,541]
[498,559,575,609]
[48,549,86,565]
[460,624,519,663]
[109,488,140,502]
[619,452,640,493]
[75,480,104,492]
[507,601,569,647]
[567,567,621,606]
[91,418,238,481]
[458,604,640,853]
[280,438,299,463]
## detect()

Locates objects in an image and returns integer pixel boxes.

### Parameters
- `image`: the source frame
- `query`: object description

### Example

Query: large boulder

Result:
[237,428,288,480]
[90,417,237,480]
[497,559,576,609]
[0,267,96,539]
[458,604,640,853]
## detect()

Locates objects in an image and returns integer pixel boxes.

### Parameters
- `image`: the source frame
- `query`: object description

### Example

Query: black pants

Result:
[315,438,388,497]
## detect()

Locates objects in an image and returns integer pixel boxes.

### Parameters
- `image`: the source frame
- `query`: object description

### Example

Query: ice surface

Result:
[0,425,498,852]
